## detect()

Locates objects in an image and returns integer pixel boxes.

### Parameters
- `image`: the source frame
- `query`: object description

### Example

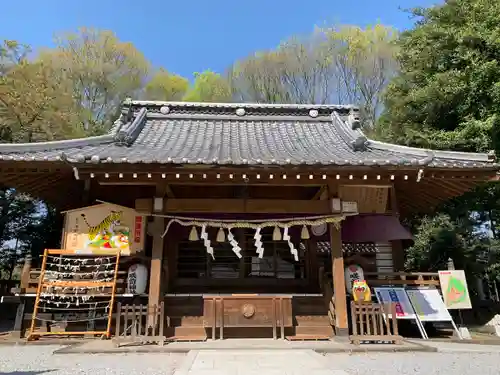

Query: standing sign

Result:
[406,287,462,339]
[373,287,416,319]
[438,270,472,309]
[406,287,453,322]
[374,287,427,339]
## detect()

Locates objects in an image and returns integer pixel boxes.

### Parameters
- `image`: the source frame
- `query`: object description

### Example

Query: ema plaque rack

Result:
[27,249,121,340]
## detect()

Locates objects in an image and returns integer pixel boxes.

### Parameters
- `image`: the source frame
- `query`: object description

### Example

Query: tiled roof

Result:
[0,100,495,169]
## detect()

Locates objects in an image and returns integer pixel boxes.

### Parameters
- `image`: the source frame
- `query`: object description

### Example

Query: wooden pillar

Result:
[389,186,405,271]
[11,299,26,339]
[326,181,349,335]
[20,254,32,291]
[147,188,166,328]
[307,238,319,289]
[390,240,405,271]
[82,179,91,206]
[330,223,348,335]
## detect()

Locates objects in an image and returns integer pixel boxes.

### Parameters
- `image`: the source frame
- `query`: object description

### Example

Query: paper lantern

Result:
[344,264,364,295]
[127,263,148,295]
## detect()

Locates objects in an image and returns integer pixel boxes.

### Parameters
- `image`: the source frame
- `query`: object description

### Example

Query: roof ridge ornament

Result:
[347,108,361,130]
[352,136,369,152]
[114,108,148,147]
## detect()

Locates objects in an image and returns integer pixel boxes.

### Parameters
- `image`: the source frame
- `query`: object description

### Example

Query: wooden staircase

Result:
[163,292,335,341]
[287,295,334,340]
[164,296,207,341]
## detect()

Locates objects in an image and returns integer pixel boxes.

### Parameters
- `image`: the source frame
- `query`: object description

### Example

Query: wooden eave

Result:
[0,158,496,215]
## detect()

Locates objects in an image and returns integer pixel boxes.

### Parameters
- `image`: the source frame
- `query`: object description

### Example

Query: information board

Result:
[405,287,453,322]
[374,286,427,339]
[373,287,416,319]
[438,270,472,309]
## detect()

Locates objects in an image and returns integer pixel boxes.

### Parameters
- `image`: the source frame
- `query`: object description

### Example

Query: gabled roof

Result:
[0,100,495,169]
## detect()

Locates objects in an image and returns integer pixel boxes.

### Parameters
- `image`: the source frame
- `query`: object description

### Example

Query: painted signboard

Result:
[405,287,453,322]
[62,203,146,255]
[438,270,472,309]
[373,287,416,319]
[374,286,427,339]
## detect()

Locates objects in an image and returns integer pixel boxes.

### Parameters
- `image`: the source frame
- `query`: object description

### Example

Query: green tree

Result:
[144,68,189,101]
[42,28,150,134]
[0,40,84,142]
[375,0,500,283]
[323,24,399,126]
[377,0,500,152]
[183,70,232,102]
[228,24,398,126]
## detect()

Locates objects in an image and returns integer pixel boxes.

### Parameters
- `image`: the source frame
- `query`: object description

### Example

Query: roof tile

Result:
[0,101,495,169]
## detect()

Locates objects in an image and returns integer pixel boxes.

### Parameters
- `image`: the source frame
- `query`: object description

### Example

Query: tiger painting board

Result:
[61,203,146,255]
[374,287,428,339]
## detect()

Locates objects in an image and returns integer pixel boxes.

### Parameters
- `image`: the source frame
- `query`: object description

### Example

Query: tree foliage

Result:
[377,0,500,152]
[229,24,398,126]
[42,28,150,134]
[0,40,84,142]
[183,70,232,102]
[144,68,189,101]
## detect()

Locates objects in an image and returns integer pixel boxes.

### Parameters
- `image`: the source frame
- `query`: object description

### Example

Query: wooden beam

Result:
[164,198,332,214]
[165,185,175,198]
[311,185,326,200]
[98,182,157,186]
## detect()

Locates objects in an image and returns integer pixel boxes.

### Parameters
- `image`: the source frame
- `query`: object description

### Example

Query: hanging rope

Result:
[160,214,344,238]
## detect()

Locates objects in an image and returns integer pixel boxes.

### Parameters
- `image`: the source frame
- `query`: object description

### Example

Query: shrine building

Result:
[0,100,497,341]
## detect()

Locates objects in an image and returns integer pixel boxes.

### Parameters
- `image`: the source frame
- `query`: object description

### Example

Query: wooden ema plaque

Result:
[62,203,146,255]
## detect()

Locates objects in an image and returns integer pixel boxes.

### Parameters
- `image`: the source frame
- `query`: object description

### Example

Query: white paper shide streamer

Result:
[283,226,298,261]
[227,229,242,259]
[254,227,264,258]
[200,225,214,259]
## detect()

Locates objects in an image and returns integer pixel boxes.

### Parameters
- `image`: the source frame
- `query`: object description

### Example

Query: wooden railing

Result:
[350,301,402,345]
[319,267,336,332]
[364,272,440,286]
[113,302,165,347]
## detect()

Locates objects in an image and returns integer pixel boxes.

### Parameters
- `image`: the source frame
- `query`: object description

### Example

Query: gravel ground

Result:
[1,345,500,375]
[324,352,500,375]
[0,345,185,375]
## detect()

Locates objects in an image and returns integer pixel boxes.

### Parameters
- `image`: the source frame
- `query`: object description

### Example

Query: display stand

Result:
[374,287,428,339]
[27,248,120,340]
[405,286,462,339]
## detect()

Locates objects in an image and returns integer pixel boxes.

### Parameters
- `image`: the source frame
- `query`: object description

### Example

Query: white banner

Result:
[405,287,453,322]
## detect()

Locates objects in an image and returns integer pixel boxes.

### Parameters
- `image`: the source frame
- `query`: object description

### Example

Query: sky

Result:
[1,0,440,79]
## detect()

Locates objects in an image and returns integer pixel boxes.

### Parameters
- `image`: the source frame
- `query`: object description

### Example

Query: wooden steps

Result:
[286,335,331,341]
[166,335,207,342]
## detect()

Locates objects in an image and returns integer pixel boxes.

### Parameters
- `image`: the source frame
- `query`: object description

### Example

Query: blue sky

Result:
[1,0,439,79]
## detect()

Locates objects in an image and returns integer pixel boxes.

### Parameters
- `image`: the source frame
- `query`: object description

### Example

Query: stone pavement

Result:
[174,349,349,375]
